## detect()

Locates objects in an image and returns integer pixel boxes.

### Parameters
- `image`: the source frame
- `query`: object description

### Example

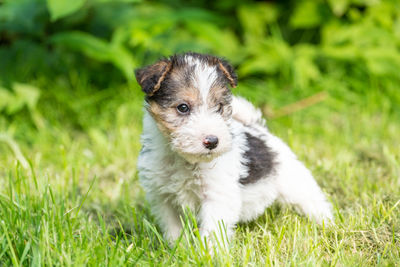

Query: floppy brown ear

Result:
[135,60,172,96]
[217,59,238,88]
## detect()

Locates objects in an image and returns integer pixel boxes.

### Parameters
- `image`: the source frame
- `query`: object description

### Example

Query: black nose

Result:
[203,135,219,150]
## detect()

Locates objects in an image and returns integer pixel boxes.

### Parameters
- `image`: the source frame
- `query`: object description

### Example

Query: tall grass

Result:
[1,0,399,265]
[0,78,399,265]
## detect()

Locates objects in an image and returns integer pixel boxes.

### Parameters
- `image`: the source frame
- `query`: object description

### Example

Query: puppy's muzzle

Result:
[203,135,219,150]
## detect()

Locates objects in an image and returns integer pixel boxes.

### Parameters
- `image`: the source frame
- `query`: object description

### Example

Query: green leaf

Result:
[290,1,327,29]
[238,40,292,76]
[238,3,278,44]
[321,45,360,61]
[13,83,41,109]
[363,48,400,77]
[51,31,135,80]
[185,21,240,61]
[0,0,48,35]
[51,31,112,60]
[327,0,349,16]
[93,0,141,3]
[46,0,86,21]
[5,98,25,114]
[0,83,41,114]
[0,88,14,111]
[292,45,321,88]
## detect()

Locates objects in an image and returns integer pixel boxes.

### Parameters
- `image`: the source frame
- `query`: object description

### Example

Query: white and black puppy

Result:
[135,52,333,245]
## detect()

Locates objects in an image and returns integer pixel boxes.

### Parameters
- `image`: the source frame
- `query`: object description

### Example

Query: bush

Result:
[1,0,400,125]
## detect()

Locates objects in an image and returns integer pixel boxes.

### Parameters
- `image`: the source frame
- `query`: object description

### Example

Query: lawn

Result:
[1,0,400,265]
[0,73,399,265]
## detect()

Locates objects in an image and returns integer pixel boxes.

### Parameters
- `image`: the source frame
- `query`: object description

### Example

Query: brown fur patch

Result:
[147,83,202,136]
[176,87,202,106]
[135,60,172,96]
[143,52,238,137]
[148,102,182,136]
[217,61,237,88]
[207,85,232,119]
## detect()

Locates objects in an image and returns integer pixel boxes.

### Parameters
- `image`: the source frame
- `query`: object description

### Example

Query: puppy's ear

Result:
[135,60,172,96]
[217,59,238,88]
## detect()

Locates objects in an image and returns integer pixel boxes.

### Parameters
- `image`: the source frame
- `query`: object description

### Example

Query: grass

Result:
[0,73,399,266]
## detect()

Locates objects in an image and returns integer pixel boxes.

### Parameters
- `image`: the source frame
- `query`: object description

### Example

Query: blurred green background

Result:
[1,0,399,131]
[1,0,400,174]
[0,0,400,265]
[1,0,400,166]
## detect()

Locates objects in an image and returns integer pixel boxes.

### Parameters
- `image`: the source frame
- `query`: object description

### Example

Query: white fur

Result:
[185,55,218,103]
[138,97,333,247]
[138,60,333,246]
[232,96,265,126]
[170,110,232,163]
[160,55,232,163]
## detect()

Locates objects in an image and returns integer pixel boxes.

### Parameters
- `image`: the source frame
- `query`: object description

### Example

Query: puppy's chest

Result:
[169,165,205,210]
[146,152,207,209]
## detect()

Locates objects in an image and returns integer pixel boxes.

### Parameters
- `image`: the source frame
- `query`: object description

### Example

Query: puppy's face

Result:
[136,53,238,163]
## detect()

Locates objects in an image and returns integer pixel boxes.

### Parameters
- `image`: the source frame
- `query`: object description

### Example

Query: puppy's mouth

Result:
[202,151,220,159]
[176,149,226,163]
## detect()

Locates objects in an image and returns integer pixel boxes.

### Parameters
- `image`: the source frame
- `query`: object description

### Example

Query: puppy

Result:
[135,52,333,245]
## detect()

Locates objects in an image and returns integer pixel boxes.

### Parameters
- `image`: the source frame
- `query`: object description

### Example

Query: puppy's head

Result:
[135,52,237,163]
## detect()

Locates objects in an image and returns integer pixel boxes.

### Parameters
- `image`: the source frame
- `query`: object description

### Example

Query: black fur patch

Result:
[135,52,237,99]
[146,76,180,108]
[172,52,237,87]
[239,132,276,185]
[135,60,170,95]
[144,53,235,108]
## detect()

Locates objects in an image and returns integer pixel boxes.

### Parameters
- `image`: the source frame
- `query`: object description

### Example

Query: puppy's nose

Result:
[203,135,219,150]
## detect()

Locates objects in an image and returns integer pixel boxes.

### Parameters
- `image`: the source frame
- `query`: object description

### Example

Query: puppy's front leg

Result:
[198,184,241,247]
[151,198,183,244]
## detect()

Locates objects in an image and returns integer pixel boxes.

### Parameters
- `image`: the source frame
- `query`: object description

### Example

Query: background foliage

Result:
[0,0,399,265]
[2,0,400,103]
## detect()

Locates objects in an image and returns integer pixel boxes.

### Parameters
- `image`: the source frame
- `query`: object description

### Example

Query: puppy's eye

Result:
[177,103,190,114]
[217,103,223,113]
